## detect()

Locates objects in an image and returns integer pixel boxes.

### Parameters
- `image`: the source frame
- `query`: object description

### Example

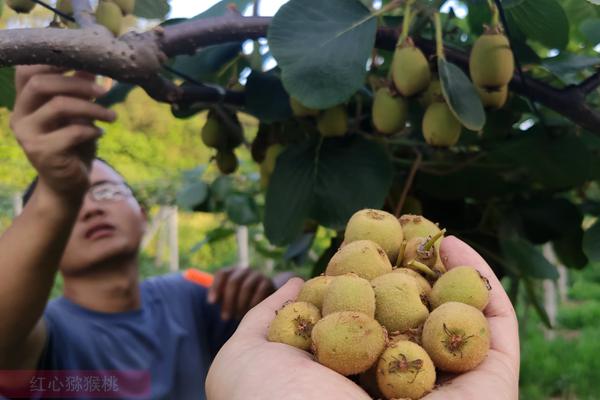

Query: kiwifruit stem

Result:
[487,0,500,27]
[434,12,445,60]
[407,260,437,279]
[397,0,415,47]
[423,228,446,251]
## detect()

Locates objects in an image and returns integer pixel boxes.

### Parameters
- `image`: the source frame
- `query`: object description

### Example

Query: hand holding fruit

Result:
[206,227,519,400]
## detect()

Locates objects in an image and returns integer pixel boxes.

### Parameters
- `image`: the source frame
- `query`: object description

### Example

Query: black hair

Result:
[22,158,124,207]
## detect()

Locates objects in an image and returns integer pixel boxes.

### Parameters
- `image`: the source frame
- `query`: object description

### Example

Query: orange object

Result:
[184,269,214,288]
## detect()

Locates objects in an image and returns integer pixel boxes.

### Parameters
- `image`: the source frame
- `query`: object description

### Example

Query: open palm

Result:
[206,236,519,400]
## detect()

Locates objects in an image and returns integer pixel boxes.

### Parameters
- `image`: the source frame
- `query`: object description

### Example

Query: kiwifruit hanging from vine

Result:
[215,150,238,174]
[476,85,508,109]
[113,0,135,15]
[290,97,319,117]
[95,0,123,36]
[6,0,36,13]
[372,87,408,134]
[469,28,514,89]
[317,105,348,137]
[422,102,462,147]
[392,39,431,97]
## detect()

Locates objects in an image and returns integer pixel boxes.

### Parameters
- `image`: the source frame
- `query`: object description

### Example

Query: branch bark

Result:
[0,15,599,132]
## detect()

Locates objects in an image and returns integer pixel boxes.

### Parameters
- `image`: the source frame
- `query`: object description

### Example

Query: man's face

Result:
[59,160,146,274]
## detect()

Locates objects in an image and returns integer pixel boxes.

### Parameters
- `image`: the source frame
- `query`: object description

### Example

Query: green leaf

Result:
[580,18,600,45]
[542,53,600,83]
[265,135,393,245]
[0,67,16,110]
[245,70,292,123]
[438,59,486,131]
[177,182,209,210]
[501,236,560,279]
[583,220,600,262]
[133,0,170,19]
[225,193,260,225]
[465,0,492,36]
[505,0,570,50]
[95,82,135,107]
[210,175,233,202]
[170,42,241,82]
[268,0,377,109]
[284,233,316,263]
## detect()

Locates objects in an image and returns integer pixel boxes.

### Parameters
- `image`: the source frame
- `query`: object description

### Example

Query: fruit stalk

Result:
[434,12,444,60]
[397,0,415,47]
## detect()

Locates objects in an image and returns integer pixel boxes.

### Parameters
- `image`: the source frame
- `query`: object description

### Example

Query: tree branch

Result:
[578,70,600,96]
[0,15,599,132]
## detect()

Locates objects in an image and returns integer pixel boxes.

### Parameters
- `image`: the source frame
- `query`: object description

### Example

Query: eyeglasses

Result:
[88,181,133,202]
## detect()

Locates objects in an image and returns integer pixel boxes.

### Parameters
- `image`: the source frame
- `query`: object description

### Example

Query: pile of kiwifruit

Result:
[267,209,492,399]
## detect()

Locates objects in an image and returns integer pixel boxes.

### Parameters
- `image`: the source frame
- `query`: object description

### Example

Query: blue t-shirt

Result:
[36,272,237,400]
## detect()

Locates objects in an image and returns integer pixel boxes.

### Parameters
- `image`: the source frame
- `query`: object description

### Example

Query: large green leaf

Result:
[505,0,570,50]
[501,235,560,279]
[583,220,600,262]
[177,182,209,210]
[0,67,15,110]
[225,193,260,225]
[133,0,170,19]
[438,59,486,131]
[265,135,393,245]
[245,70,292,123]
[268,0,377,109]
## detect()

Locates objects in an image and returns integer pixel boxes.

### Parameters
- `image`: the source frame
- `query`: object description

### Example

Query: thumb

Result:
[235,277,304,338]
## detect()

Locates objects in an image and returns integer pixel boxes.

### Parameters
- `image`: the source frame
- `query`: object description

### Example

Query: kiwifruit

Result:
[376,340,436,400]
[6,0,36,13]
[113,0,135,15]
[215,150,238,174]
[311,311,387,375]
[326,240,393,281]
[371,272,429,333]
[422,102,462,147]
[95,0,123,36]
[290,97,319,117]
[317,105,348,137]
[201,116,224,149]
[267,301,321,351]
[372,87,408,134]
[430,266,491,310]
[322,273,375,317]
[469,32,514,89]
[394,268,432,299]
[296,275,334,311]
[392,42,431,97]
[399,215,443,251]
[421,302,490,372]
[419,79,443,107]
[345,209,404,263]
[476,85,508,109]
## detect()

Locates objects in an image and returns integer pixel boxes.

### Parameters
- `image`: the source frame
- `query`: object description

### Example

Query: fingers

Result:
[15,65,67,95]
[23,96,115,133]
[236,278,305,337]
[208,268,233,305]
[12,75,107,122]
[235,271,263,319]
[249,278,275,309]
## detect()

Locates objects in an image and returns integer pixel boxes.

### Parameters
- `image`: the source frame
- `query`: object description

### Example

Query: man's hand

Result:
[206,236,520,400]
[208,267,275,320]
[10,66,116,203]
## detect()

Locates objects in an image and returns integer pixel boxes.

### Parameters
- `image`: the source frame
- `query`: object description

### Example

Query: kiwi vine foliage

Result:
[1,0,600,323]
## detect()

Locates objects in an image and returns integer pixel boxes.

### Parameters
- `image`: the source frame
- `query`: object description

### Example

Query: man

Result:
[0,66,276,399]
